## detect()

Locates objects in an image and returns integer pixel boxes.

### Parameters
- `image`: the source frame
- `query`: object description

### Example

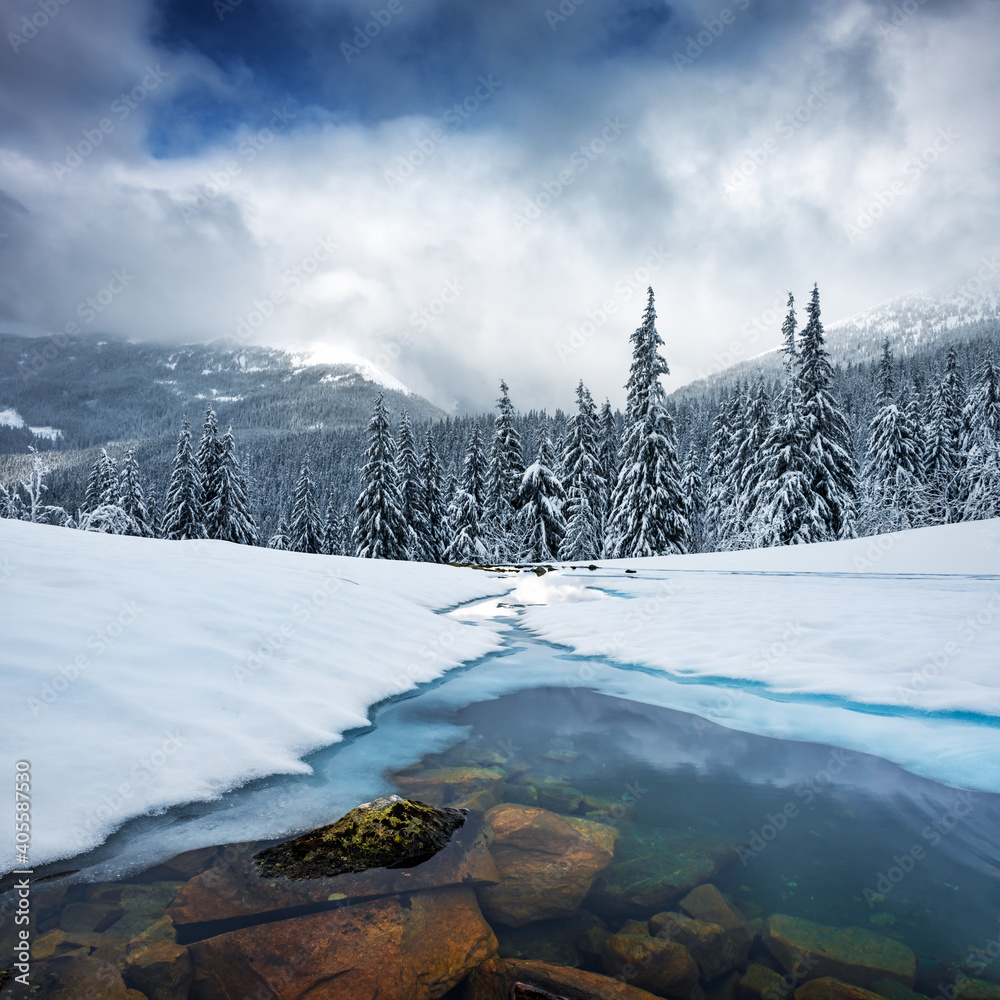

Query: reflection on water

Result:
[2,684,999,998]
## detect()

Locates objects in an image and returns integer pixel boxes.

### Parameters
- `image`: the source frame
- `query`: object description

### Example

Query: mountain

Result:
[0,332,445,452]
[671,284,1000,401]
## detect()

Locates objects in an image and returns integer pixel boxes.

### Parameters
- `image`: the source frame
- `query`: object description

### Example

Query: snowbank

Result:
[520,519,1000,718]
[0,520,508,872]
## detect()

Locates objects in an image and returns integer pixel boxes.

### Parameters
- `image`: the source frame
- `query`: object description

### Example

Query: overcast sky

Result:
[1,0,998,411]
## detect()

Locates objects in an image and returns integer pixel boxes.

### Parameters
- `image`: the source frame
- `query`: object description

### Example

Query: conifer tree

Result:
[606,288,689,557]
[733,380,771,546]
[195,406,222,513]
[797,284,857,539]
[924,347,966,523]
[560,381,605,560]
[681,447,706,553]
[396,410,422,557]
[118,447,152,537]
[162,417,207,540]
[516,435,566,562]
[486,380,523,558]
[354,394,409,560]
[267,518,290,550]
[84,449,118,512]
[288,456,323,554]
[705,392,736,548]
[321,498,339,555]
[597,399,619,526]
[205,425,258,545]
[962,350,1000,521]
[415,433,449,562]
[861,342,921,531]
[445,427,490,562]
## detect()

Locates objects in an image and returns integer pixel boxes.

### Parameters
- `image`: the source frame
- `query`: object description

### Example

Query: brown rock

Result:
[123,939,193,1000]
[679,884,753,968]
[463,956,666,1000]
[476,804,617,928]
[393,766,507,806]
[740,963,791,1000]
[588,825,738,918]
[188,885,497,1000]
[532,777,585,814]
[651,911,742,981]
[603,925,702,999]
[795,977,889,1000]
[954,979,1000,1000]
[708,971,743,1000]
[32,928,131,967]
[168,810,498,926]
[762,915,916,990]
[28,955,130,1000]
[59,901,125,934]
[126,991,150,1000]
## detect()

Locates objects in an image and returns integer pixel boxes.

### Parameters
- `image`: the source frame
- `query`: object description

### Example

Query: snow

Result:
[294,343,412,394]
[0,520,507,873]
[28,426,62,441]
[0,407,25,429]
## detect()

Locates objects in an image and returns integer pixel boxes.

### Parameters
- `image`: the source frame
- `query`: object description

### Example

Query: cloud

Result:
[0,0,998,412]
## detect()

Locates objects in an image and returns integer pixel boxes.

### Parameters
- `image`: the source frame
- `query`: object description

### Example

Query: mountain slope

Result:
[0,333,445,452]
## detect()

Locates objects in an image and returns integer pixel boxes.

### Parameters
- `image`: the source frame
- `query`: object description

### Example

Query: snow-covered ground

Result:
[4,517,1000,876]
[0,519,507,872]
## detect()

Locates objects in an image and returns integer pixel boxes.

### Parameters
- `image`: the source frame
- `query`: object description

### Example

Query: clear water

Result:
[3,620,1000,996]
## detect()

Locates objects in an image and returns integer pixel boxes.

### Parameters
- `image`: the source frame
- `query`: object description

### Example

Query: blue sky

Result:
[1,0,998,411]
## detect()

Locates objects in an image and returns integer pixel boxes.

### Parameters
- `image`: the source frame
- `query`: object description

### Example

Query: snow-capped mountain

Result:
[0,332,444,452]
[674,283,1000,400]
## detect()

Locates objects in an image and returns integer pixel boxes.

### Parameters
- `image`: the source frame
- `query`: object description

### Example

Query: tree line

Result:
[2,285,998,562]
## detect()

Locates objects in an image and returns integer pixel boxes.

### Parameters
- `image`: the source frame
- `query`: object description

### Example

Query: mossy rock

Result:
[253,795,465,880]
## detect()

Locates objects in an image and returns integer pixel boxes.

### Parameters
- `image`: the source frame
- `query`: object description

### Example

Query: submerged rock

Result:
[602,920,702,1000]
[795,977,891,1000]
[25,955,131,1000]
[476,804,618,928]
[762,914,917,990]
[253,795,466,880]
[168,809,497,926]
[463,957,665,1000]
[393,767,508,808]
[587,824,739,918]
[122,938,192,1000]
[953,978,1000,1000]
[740,963,791,1000]
[187,885,497,1000]
[679,884,753,969]
[650,910,743,982]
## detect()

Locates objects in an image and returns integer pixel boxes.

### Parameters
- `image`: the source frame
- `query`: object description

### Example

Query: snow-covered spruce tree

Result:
[414,433,449,562]
[796,284,857,540]
[20,448,70,526]
[206,425,258,545]
[962,350,1000,521]
[515,435,566,562]
[117,447,152,537]
[161,417,207,540]
[560,381,605,561]
[597,398,619,528]
[861,342,921,532]
[445,428,489,562]
[705,392,736,549]
[0,481,26,520]
[195,406,222,513]
[395,409,422,558]
[606,288,689,557]
[84,448,118,512]
[321,499,339,555]
[732,380,771,547]
[923,347,966,523]
[751,292,825,547]
[354,393,409,560]
[485,379,524,560]
[267,517,290,550]
[681,447,706,553]
[288,455,323,554]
